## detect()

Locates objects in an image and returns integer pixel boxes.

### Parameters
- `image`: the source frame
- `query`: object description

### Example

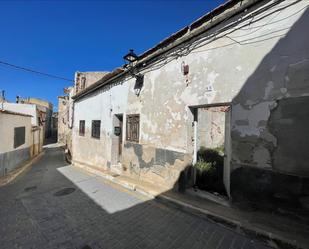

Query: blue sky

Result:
[0,0,225,110]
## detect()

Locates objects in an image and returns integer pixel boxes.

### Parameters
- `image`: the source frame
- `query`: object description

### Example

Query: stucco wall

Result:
[58,96,68,144]
[3,103,38,126]
[73,82,129,169]
[73,0,309,192]
[0,113,32,176]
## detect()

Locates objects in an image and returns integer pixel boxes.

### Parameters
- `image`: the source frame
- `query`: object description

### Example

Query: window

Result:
[79,120,85,136]
[91,120,101,139]
[81,77,86,90]
[126,114,139,142]
[14,126,25,148]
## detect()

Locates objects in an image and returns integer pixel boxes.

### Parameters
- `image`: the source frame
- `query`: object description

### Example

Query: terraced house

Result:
[71,0,309,214]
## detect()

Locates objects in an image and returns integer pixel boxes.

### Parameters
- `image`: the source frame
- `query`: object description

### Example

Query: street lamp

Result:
[123,49,138,65]
[123,49,143,96]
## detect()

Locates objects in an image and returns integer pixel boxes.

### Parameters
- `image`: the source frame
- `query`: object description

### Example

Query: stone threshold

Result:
[74,163,309,249]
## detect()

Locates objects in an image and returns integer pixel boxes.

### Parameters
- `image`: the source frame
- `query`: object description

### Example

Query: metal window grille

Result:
[91,120,101,139]
[79,120,85,136]
[126,114,139,142]
[14,126,25,148]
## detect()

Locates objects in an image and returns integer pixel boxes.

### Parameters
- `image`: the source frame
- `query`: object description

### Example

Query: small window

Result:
[81,77,86,90]
[91,120,101,139]
[14,126,26,148]
[79,120,85,136]
[126,114,139,142]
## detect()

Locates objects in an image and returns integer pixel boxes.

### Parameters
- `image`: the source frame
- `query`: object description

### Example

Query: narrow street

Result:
[0,145,272,249]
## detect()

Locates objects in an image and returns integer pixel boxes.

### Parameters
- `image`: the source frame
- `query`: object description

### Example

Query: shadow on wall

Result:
[229,8,309,212]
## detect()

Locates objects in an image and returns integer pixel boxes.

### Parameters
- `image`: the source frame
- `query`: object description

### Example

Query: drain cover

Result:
[54,187,75,197]
[24,186,37,192]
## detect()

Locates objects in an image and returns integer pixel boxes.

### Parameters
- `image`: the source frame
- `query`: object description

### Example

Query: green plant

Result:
[194,159,215,173]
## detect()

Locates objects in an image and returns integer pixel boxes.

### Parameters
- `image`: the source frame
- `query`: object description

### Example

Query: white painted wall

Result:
[73,81,130,167]
[3,103,38,126]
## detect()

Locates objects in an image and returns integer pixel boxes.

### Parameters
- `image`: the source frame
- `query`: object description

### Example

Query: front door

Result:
[118,115,123,160]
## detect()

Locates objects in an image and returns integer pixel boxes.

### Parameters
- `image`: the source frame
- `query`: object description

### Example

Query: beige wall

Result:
[0,113,32,153]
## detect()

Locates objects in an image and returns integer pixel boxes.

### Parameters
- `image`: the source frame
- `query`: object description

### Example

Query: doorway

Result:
[192,104,231,198]
[111,114,123,174]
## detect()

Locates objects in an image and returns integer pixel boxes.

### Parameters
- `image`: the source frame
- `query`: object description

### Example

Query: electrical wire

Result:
[139,0,307,75]
[0,60,73,82]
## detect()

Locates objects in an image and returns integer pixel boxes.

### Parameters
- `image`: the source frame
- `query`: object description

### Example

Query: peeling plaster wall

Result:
[72,0,309,191]
[197,107,226,149]
[57,96,68,144]
[229,1,309,209]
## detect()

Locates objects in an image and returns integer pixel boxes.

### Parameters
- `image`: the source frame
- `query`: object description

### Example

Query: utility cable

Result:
[0,60,73,82]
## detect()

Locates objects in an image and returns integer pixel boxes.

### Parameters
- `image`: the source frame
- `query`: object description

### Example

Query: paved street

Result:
[0,145,273,249]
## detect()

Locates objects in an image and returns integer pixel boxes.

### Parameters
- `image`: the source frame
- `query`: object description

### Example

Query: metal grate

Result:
[14,126,25,148]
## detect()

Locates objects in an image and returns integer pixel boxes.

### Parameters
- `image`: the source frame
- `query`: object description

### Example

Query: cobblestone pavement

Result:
[0,145,274,249]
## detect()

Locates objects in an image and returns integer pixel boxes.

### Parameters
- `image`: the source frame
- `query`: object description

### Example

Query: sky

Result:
[0,0,226,110]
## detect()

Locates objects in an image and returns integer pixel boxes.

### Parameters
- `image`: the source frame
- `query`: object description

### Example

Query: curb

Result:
[74,164,304,249]
[0,151,45,187]
[155,195,300,249]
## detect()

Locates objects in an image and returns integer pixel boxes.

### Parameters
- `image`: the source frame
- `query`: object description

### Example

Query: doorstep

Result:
[74,163,309,249]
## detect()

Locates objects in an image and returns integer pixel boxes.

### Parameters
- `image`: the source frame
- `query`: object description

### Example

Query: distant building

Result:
[52,112,58,138]
[58,87,74,155]
[16,97,53,139]
[74,72,109,95]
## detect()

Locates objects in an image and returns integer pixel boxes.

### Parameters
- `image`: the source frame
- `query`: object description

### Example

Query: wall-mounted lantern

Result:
[134,74,144,96]
[123,49,144,96]
[123,49,139,65]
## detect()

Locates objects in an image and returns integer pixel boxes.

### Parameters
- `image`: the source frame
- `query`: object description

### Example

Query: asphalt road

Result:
[0,144,273,249]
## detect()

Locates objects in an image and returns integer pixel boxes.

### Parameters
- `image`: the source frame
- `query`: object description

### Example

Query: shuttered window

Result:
[126,114,139,142]
[14,126,25,148]
[79,120,85,136]
[91,120,101,139]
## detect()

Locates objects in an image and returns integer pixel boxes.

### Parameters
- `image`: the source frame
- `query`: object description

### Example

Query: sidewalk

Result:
[74,163,309,249]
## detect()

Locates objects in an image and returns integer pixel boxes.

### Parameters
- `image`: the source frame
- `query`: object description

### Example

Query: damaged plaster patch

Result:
[232,101,277,137]
[264,81,274,99]
[253,146,271,168]
[207,71,219,85]
[236,65,242,71]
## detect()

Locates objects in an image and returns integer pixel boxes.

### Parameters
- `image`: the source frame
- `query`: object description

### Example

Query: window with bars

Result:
[91,120,101,139]
[14,126,25,148]
[126,114,139,142]
[79,120,85,136]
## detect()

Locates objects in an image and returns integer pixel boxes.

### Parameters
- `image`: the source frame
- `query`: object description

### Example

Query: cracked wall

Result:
[230,2,309,210]
[72,1,309,191]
